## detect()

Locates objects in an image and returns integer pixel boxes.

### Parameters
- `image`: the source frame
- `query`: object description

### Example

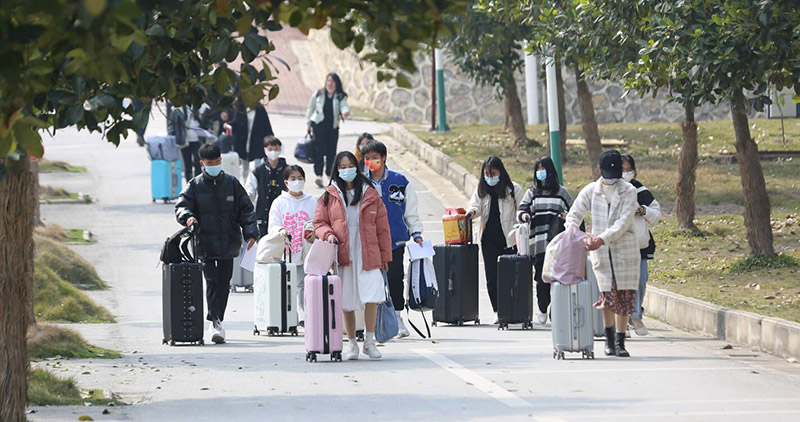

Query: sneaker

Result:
[211,321,226,344]
[363,340,382,359]
[343,340,359,361]
[493,313,499,325]
[536,311,548,325]
[396,312,410,338]
[315,176,324,188]
[630,317,649,336]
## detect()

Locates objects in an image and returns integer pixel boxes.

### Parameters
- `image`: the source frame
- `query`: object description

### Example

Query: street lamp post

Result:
[545,57,562,183]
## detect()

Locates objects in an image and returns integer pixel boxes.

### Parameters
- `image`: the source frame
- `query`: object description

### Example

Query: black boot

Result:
[615,332,630,357]
[604,327,616,356]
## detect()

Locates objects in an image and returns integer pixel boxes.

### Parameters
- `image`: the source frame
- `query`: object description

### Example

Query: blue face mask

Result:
[484,175,500,187]
[339,167,357,183]
[603,178,618,185]
[535,170,547,182]
[204,164,223,177]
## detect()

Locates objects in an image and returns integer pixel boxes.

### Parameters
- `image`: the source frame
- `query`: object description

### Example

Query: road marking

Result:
[413,348,532,408]
[578,409,800,419]
[480,366,755,375]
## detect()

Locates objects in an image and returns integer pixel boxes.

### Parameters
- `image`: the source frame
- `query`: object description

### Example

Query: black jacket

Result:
[175,172,259,260]
[253,158,288,221]
[631,179,657,260]
[231,105,273,162]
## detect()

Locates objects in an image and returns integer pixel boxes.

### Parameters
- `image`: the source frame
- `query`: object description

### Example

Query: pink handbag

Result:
[303,240,337,276]
[542,225,589,284]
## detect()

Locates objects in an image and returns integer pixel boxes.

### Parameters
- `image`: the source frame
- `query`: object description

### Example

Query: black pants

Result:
[313,127,339,177]
[481,241,514,313]
[387,247,406,311]
[202,258,234,322]
[181,142,202,182]
[533,254,550,314]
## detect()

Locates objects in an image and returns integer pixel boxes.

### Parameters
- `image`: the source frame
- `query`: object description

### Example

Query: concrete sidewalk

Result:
[30,113,800,421]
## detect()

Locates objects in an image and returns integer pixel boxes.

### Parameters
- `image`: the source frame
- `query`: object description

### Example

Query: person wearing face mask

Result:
[313,151,392,360]
[565,149,640,357]
[517,156,574,325]
[175,142,259,344]
[245,136,288,237]
[306,73,351,188]
[620,154,661,336]
[354,132,374,166]
[267,165,319,326]
[361,140,424,338]
[465,156,523,323]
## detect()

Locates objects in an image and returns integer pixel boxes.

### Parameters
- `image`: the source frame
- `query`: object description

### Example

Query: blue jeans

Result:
[633,259,649,320]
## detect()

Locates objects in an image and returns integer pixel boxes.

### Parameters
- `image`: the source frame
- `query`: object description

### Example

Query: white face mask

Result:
[287,180,305,193]
[622,171,634,182]
[266,151,281,161]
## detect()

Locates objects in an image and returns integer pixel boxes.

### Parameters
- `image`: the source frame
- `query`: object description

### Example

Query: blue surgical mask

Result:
[603,178,618,185]
[204,164,223,177]
[339,167,357,183]
[484,176,500,187]
[535,170,547,182]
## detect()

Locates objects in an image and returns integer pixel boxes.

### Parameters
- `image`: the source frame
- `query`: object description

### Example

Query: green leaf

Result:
[237,12,252,35]
[48,90,78,105]
[267,85,279,101]
[83,0,107,17]
[395,73,411,88]
[13,124,43,158]
[111,35,134,52]
[145,24,166,37]
[210,38,230,63]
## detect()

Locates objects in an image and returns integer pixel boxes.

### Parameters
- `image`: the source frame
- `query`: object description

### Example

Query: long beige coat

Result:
[566,179,640,292]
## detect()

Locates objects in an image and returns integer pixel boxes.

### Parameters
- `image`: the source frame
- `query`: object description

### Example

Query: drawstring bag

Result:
[375,271,399,343]
[303,239,338,276]
[542,224,589,284]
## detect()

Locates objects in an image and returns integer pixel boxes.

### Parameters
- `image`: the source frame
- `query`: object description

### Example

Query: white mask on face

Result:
[287,180,305,193]
[266,151,281,161]
[622,171,634,182]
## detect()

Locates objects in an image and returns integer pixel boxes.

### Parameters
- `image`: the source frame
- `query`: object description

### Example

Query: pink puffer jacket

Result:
[313,184,393,270]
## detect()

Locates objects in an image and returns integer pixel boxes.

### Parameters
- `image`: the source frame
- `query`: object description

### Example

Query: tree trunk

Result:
[28,158,40,328]
[574,62,602,179]
[556,62,568,163]
[730,90,775,257]
[501,65,529,147]
[1,154,35,422]
[675,102,699,231]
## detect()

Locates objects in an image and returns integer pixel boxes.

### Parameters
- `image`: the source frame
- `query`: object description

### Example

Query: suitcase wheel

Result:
[162,339,167,345]
[169,340,176,346]
[291,328,298,336]
[331,351,342,362]
[306,352,317,363]
[253,328,260,336]
[432,321,438,327]
[457,320,464,327]
[199,339,204,345]
[554,351,565,360]
[475,319,480,326]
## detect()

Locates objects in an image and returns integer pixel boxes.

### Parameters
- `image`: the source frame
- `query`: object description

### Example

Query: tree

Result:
[0,1,468,420]
[444,3,533,146]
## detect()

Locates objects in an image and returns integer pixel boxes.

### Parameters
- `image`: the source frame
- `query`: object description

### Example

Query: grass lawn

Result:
[39,185,92,202]
[39,159,87,173]
[35,235,106,290]
[409,118,800,322]
[28,368,120,406]
[28,325,121,360]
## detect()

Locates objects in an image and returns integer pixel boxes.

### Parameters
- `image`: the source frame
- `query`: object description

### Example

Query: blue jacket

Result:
[368,168,424,250]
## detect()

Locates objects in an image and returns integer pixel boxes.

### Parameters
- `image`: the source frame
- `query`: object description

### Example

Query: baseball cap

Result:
[599,150,622,179]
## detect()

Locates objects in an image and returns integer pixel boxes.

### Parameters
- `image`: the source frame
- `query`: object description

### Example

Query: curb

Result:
[389,122,800,362]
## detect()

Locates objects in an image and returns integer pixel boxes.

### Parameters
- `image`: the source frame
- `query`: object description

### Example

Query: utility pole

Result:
[545,57,562,182]
[431,48,436,131]
[435,48,450,132]
[524,45,540,125]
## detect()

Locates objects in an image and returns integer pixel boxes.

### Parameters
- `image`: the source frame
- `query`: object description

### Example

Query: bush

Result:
[27,369,108,406]
[28,325,120,360]
[727,254,800,273]
[34,235,106,290]
[34,265,114,323]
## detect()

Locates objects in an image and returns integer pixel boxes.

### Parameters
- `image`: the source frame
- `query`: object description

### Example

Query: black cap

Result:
[599,150,622,179]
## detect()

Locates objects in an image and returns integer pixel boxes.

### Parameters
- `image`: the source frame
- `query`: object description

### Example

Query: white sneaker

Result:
[211,321,226,344]
[396,312,410,338]
[343,340,359,361]
[363,340,382,359]
[630,318,649,336]
[536,311,548,325]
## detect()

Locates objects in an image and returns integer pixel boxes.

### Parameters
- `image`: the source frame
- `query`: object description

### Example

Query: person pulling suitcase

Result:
[175,142,259,344]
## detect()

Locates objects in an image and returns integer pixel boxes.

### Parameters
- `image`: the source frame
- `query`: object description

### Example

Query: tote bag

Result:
[375,271,399,343]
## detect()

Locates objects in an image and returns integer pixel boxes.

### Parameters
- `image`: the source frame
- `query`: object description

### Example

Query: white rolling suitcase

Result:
[586,257,604,337]
[551,280,595,360]
[222,151,241,183]
[253,239,299,336]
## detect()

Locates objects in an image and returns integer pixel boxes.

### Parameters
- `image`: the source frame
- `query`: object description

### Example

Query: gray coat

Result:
[565,179,640,292]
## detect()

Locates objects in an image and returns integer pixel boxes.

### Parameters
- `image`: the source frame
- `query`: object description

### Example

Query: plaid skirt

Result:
[594,277,636,315]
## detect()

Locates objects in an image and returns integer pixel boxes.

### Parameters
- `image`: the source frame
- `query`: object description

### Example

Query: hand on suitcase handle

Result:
[186,217,198,229]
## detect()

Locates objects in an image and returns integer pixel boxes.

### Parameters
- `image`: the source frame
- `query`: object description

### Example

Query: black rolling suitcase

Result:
[432,244,480,326]
[161,226,204,346]
[496,255,534,330]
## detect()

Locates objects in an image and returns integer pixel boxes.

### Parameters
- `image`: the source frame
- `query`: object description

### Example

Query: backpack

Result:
[167,107,187,147]
[405,257,438,338]
[160,227,197,264]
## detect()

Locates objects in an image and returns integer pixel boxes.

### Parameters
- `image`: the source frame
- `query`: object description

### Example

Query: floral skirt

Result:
[594,277,636,315]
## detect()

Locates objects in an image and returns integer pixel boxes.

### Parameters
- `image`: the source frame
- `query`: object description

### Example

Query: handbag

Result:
[633,215,650,249]
[303,239,337,276]
[256,231,286,264]
[542,225,589,284]
[375,271,399,344]
[294,133,316,164]
[547,214,566,242]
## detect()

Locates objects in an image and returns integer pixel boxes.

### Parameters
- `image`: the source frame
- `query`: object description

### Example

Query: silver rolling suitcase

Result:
[586,258,604,337]
[230,244,254,292]
[551,280,595,360]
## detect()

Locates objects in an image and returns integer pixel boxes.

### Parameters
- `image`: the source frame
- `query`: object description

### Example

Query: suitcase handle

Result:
[287,283,292,312]
[330,299,336,330]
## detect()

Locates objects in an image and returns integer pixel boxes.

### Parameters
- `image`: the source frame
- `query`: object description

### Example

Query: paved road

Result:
[31,111,800,421]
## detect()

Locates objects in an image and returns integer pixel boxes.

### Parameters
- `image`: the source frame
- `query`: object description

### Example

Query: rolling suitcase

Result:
[586,257,604,337]
[253,240,298,336]
[152,159,182,203]
[230,244,254,292]
[162,228,204,346]
[221,151,241,182]
[551,281,595,360]
[432,244,480,326]
[304,274,343,362]
[496,255,534,330]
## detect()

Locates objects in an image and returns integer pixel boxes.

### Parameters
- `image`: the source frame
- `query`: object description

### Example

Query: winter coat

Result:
[313,184,392,271]
[631,179,661,260]
[305,90,350,130]
[268,191,319,264]
[175,172,259,260]
[245,158,288,221]
[231,105,273,162]
[516,185,574,257]
[467,182,524,243]
[565,178,640,292]
[367,167,424,249]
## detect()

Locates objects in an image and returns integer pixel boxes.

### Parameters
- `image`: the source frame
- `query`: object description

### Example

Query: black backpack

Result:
[160,227,198,264]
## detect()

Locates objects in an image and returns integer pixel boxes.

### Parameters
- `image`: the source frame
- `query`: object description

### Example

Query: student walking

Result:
[621,154,661,336]
[306,73,350,187]
[566,150,639,357]
[465,156,523,323]
[313,151,392,360]
[268,165,318,326]
[175,142,259,344]
[517,156,574,325]
[231,98,274,181]
[354,132,374,166]
[361,140,424,338]
[245,136,287,236]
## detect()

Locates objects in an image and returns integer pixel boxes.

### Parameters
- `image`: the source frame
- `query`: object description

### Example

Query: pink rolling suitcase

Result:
[304,273,343,362]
